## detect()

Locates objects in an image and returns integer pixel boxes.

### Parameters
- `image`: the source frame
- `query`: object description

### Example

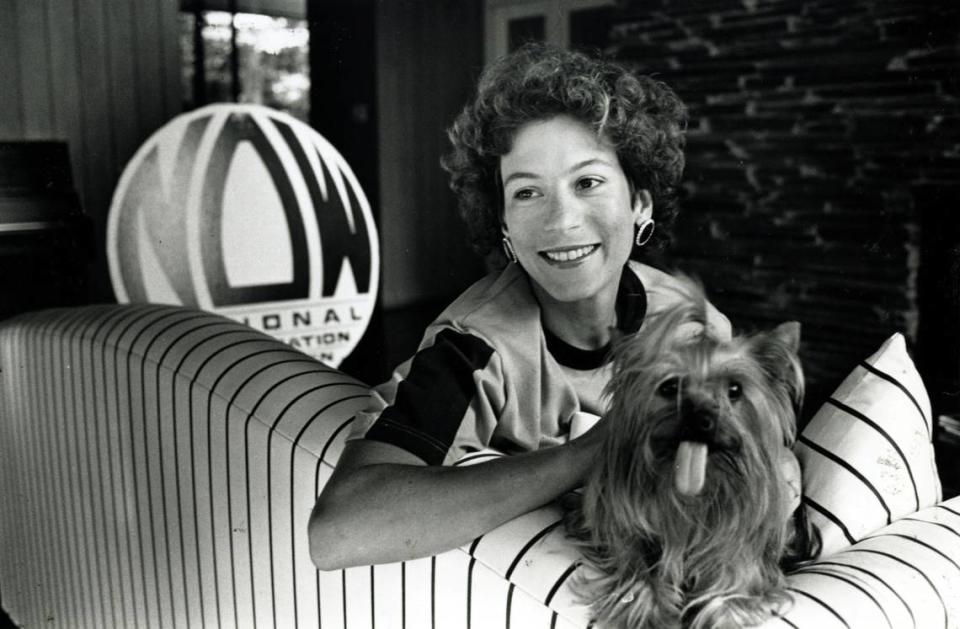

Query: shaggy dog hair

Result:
[567,279,820,629]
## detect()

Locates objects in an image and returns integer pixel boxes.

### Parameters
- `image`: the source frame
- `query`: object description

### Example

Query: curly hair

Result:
[441,44,688,258]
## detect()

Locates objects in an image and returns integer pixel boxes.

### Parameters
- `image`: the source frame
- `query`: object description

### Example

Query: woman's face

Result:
[500,114,651,310]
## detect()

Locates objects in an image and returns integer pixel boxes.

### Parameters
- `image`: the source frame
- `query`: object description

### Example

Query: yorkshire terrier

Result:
[568,280,819,629]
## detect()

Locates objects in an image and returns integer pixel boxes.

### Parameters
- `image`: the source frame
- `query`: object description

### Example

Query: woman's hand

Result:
[308,429,603,570]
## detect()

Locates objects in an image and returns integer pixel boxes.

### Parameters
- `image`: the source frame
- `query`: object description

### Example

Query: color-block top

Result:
[348,261,731,465]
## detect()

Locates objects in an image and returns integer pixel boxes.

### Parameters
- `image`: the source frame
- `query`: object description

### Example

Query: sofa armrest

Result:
[0,304,372,628]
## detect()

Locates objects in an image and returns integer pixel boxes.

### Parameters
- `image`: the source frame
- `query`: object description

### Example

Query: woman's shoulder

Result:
[425,264,541,349]
[627,261,732,340]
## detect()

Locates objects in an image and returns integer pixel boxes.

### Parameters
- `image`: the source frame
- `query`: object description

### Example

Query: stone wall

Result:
[611,0,960,410]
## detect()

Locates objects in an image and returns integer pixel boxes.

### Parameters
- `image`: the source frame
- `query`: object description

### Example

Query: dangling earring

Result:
[635,218,655,247]
[502,236,518,264]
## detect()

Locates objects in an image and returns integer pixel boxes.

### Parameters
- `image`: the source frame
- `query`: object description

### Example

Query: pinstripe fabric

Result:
[0,305,369,629]
[2,307,958,628]
[451,479,960,629]
[798,333,942,557]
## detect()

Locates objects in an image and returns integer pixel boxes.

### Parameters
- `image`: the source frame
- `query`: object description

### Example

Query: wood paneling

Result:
[133,0,170,139]
[46,0,84,163]
[0,2,24,138]
[16,1,55,137]
[76,0,116,280]
[105,0,141,177]
[1,0,182,301]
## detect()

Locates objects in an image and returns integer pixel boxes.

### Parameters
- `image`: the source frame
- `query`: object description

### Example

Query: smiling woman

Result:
[307,43,731,571]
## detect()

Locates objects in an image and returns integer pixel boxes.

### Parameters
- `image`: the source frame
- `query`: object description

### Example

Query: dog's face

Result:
[618,325,804,499]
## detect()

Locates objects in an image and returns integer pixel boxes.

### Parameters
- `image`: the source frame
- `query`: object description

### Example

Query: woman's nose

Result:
[543,190,582,231]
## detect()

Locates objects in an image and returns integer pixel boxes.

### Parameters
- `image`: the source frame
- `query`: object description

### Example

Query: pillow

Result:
[797,333,942,556]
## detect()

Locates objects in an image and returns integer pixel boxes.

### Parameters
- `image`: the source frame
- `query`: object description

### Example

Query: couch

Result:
[1,304,958,628]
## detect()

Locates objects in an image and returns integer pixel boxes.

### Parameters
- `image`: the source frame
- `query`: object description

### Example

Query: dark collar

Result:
[543,265,647,370]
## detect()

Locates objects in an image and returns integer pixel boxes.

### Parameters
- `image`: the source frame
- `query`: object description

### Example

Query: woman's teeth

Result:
[542,245,597,262]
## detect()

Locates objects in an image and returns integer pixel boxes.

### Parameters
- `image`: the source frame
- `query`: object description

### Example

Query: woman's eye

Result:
[576,177,603,191]
[513,188,538,200]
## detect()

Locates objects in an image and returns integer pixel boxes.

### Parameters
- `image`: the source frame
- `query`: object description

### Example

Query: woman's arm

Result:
[308,426,604,570]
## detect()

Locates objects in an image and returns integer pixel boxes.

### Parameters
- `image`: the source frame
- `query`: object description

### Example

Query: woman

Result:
[308,44,729,570]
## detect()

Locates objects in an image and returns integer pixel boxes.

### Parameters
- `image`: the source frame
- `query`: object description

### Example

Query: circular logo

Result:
[107,104,379,367]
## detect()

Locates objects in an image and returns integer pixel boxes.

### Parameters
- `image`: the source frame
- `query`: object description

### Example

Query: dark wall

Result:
[307,0,485,383]
[309,0,379,206]
[308,0,385,384]
[375,0,486,310]
[610,0,960,412]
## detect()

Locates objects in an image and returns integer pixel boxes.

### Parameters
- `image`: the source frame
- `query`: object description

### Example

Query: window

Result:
[180,2,310,122]
[484,0,615,63]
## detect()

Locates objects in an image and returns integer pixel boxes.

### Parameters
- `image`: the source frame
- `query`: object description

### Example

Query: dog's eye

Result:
[728,381,743,401]
[657,378,679,398]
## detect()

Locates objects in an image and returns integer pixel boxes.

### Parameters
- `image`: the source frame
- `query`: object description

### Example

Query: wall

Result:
[0,0,182,302]
[610,0,960,408]
[376,0,486,309]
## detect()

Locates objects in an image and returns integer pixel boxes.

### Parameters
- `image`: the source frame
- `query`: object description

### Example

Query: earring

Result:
[635,218,655,247]
[502,237,518,264]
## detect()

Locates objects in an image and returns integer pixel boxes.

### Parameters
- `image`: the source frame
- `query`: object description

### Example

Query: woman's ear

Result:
[632,189,654,223]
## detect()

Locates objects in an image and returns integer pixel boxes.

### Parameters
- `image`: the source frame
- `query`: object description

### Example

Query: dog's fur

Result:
[567,279,819,629]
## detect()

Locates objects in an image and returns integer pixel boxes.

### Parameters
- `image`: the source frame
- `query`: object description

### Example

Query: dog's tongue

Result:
[674,441,708,495]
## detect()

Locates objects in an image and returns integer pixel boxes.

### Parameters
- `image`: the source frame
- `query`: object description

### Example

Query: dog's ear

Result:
[750,322,801,369]
[749,323,805,417]
[770,321,801,352]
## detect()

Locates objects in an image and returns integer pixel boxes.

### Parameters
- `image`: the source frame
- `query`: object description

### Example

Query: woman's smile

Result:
[539,244,600,264]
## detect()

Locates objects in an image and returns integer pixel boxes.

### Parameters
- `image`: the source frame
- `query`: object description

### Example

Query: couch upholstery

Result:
[1,304,958,628]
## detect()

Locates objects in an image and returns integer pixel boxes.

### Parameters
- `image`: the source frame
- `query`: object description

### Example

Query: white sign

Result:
[107,104,379,367]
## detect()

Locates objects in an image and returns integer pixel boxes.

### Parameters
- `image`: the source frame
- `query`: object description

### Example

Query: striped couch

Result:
[1,304,957,628]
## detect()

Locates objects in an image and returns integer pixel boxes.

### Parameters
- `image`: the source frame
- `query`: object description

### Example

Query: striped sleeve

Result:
[363,328,498,466]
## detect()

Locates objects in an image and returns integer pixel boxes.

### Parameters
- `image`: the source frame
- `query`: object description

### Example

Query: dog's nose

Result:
[680,408,718,443]
[696,412,716,433]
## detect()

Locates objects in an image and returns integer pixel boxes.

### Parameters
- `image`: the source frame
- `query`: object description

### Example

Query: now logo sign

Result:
[107,104,379,367]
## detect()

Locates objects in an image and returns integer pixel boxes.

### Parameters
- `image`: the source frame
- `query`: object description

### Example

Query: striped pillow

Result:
[797,333,942,556]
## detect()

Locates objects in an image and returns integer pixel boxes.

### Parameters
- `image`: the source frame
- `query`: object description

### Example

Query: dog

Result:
[567,280,819,629]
